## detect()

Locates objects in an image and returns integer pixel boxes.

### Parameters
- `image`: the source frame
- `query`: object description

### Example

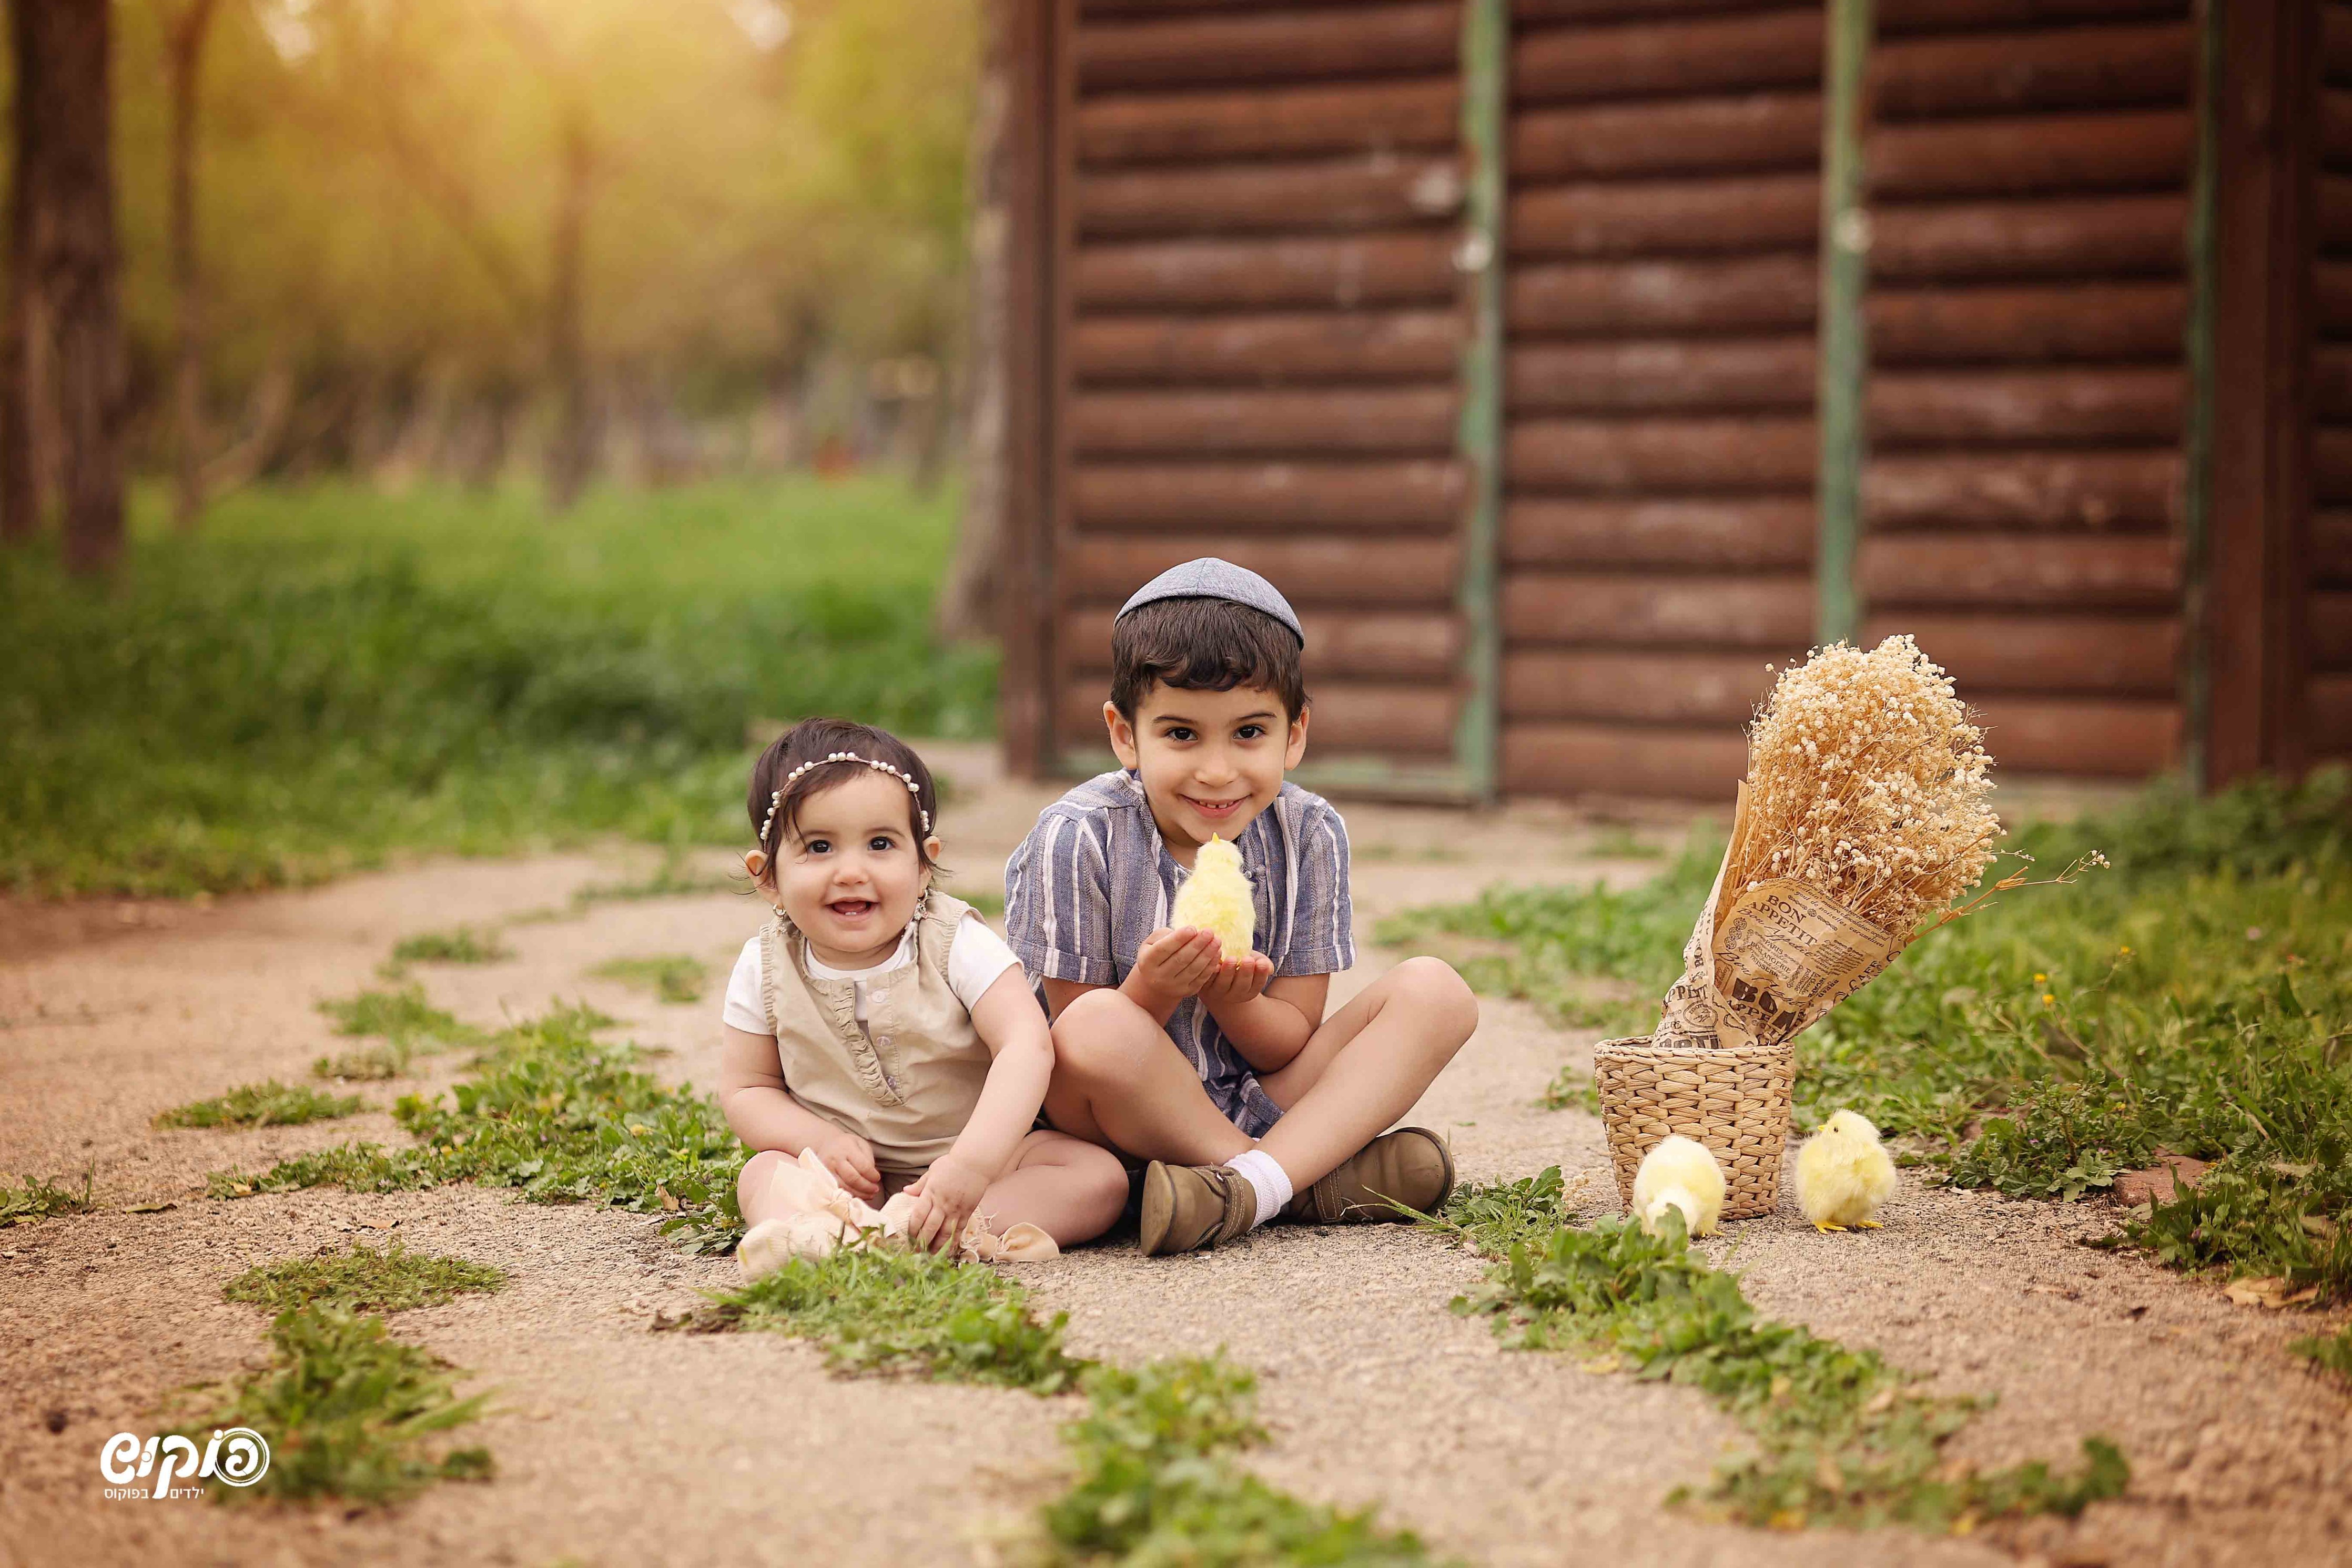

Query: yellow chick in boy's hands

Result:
[1170,833,1256,962]
[1631,1134,1726,1238]
[1796,1109,1898,1232]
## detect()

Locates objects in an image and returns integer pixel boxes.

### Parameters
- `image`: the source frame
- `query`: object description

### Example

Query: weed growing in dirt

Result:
[389,926,514,967]
[157,1081,362,1129]
[570,856,742,908]
[590,955,709,1005]
[1028,1356,1437,1566]
[1,1171,94,1226]
[214,1003,748,1253]
[224,1244,506,1316]
[2291,1322,2352,1386]
[312,985,484,1081]
[1537,1065,1600,1114]
[183,1307,492,1504]
[1432,1173,2127,1533]
[666,1246,1083,1392]
[1388,774,2352,1301]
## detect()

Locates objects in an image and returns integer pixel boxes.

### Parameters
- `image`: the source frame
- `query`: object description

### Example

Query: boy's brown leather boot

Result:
[1137,1162,1257,1256]
[1283,1127,1454,1224]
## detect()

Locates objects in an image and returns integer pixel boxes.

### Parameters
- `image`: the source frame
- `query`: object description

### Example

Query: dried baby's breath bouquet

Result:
[1656,635,2086,1053]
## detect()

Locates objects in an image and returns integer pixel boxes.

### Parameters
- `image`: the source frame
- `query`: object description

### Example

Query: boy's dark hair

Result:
[746,717,938,870]
[1109,597,1309,721]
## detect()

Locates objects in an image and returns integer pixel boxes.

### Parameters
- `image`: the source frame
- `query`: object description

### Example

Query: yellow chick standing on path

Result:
[1631,1135,1726,1238]
[1170,834,1256,962]
[1796,1109,1898,1232]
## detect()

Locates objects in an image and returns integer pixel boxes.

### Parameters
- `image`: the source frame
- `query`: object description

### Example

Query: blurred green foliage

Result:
[1,477,993,897]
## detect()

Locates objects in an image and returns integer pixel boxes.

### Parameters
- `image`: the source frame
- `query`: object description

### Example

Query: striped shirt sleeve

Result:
[1278,796,1355,976]
[1004,807,1119,987]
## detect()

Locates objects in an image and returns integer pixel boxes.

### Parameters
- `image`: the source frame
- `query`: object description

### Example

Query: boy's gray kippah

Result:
[1115,557,1305,647]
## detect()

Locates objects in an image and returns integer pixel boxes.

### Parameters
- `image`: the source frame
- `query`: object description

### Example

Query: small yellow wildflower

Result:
[2033,972,2047,983]
[2041,993,2056,1006]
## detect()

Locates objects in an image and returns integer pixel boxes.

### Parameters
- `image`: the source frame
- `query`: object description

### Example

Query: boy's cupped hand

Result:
[1132,925,1223,1003]
[1198,950,1274,1009]
[812,1127,883,1203]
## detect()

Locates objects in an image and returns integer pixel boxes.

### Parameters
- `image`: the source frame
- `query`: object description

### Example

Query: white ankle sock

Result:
[1221,1149,1293,1231]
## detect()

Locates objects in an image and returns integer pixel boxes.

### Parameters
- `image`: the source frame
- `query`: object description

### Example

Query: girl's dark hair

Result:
[1109,597,1309,721]
[747,718,939,871]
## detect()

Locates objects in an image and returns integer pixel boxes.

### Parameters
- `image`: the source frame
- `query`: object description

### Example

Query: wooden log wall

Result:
[1052,0,1475,766]
[1498,0,1825,799]
[1854,0,2196,776]
[2311,0,2352,762]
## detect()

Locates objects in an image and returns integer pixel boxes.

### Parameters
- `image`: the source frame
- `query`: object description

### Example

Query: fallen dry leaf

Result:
[2222,1276,2321,1309]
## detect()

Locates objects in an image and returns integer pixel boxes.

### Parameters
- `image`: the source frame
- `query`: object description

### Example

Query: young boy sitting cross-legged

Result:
[1004,558,1479,1257]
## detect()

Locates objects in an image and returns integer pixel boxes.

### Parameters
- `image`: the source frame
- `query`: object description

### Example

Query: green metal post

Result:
[1454,0,1507,801]
[2178,0,2222,795]
[1814,0,1873,647]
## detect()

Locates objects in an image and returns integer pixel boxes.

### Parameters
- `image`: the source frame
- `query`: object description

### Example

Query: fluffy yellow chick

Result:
[1631,1134,1726,1238]
[1796,1109,1898,1232]
[1170,833,1256,962]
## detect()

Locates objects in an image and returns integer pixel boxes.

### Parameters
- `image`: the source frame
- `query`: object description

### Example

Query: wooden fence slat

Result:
[1509,337,1815,411]
[1510,0,1816,21]
[1063,678,1460,754]
[2311,673,2352,752]
[1070,536,1463,603]
[2317,348,2352,420]
[2331,5,2352,86]
[1065,607,1465,677]
[1870,194,2189,280]
[1510,174,1820,258]
[1868,280,2185,362]
[1079,156,1465,238]
[2315,427,2352,503]
[2320,260,2352,334]
[2323,88,2352,170]
[1076,233,1458,308]
[1078,4,1461,92]
[1858,534,2182,605]
[1502,720,1748,798]
[1867,366,2184,444]
[1504,496,1817,567]
[1510,93,1821,181]
[1071,387,1459,454]
[1509,415,1817,490]
[1513,9,1824,103]
[1070,460,1466,528]
[1860,611,2181,693]
[1870,21,2191,118]
[1503,648,1779,721]
[1864,450,2183,528]
[1966,696,2182,773]
[2325,175,2352,252]
[1509,255,1819,332]
[2315,508,2352,583]
[1073,310,1463,384]
[1869,110,2192,199]
[1875,0,2189,36]
[1077,79,1460,165]
[1501,572,1816,645]
[2306,591,2352,666]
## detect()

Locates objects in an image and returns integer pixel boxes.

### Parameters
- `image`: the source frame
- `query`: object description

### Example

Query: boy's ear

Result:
[1283,706,1310,771]
[1103,700,1141,770]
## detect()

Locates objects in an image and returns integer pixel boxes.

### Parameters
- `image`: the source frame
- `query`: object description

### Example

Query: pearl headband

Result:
[759,751,930,845]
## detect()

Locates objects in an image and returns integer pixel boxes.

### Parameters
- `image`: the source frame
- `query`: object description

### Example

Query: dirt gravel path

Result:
[3,745,2346,1568]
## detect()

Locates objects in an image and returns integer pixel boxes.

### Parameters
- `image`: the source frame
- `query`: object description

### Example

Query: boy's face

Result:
[1105,683,1307,861]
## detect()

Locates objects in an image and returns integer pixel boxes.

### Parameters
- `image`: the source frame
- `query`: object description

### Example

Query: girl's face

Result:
[768,769,940,968]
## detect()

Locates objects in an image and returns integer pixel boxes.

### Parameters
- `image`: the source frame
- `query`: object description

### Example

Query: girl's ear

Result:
[743,848,768,880]
[923,834,944,865]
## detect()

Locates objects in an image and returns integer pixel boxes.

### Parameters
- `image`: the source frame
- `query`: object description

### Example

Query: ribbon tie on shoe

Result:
[737,1149,1058,1277]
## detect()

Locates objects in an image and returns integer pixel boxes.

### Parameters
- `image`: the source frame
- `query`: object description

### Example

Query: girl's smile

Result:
[767,770,942,969]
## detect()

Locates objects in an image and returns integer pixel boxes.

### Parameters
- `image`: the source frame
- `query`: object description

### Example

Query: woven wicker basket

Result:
[1593,1035,1793,1221]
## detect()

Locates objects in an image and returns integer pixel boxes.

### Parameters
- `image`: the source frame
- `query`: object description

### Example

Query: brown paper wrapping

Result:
[1654,782,1904,1052]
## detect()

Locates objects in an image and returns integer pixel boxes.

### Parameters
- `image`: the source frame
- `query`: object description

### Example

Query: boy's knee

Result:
[1393,955,1479,1042]
[1050,987,1157,1078]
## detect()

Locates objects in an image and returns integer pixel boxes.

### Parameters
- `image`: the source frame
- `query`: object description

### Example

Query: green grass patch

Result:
[1536,1065,1600,1114]
[224,1243,507,1316]
[665,1246,1083,1392]
[180,1307,492,1504]
[589,955,710,1005]
[212,1002,747,1254]
[2290,1321,2352,1386]
[312,984,485,1081]
[1385,773,2352,1301]
[1032,1356,1438,1566]
[1,1171,94,1227]
[388,926,514,967]
[568,856,744,908]
[1432,1173,2127,1533]
[2,477,993,899]
[157,1081,362,1129]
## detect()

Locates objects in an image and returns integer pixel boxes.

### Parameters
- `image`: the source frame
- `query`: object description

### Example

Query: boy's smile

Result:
[1104,683,1308,866]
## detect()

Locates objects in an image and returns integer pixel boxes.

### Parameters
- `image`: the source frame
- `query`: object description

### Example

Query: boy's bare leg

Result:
[974,1129,1131,1246]
[1254,956,1478,1191]
[1046,986,1255,1166]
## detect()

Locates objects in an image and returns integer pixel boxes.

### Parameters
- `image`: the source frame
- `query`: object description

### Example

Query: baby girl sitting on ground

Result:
[718,718,1128,1275]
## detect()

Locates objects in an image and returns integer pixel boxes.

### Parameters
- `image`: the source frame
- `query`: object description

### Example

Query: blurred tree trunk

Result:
[936,0,1009,643]
[166,0,220,532]
[26,0,128,574]
[543,112,594,510]
[0,0,39,545]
